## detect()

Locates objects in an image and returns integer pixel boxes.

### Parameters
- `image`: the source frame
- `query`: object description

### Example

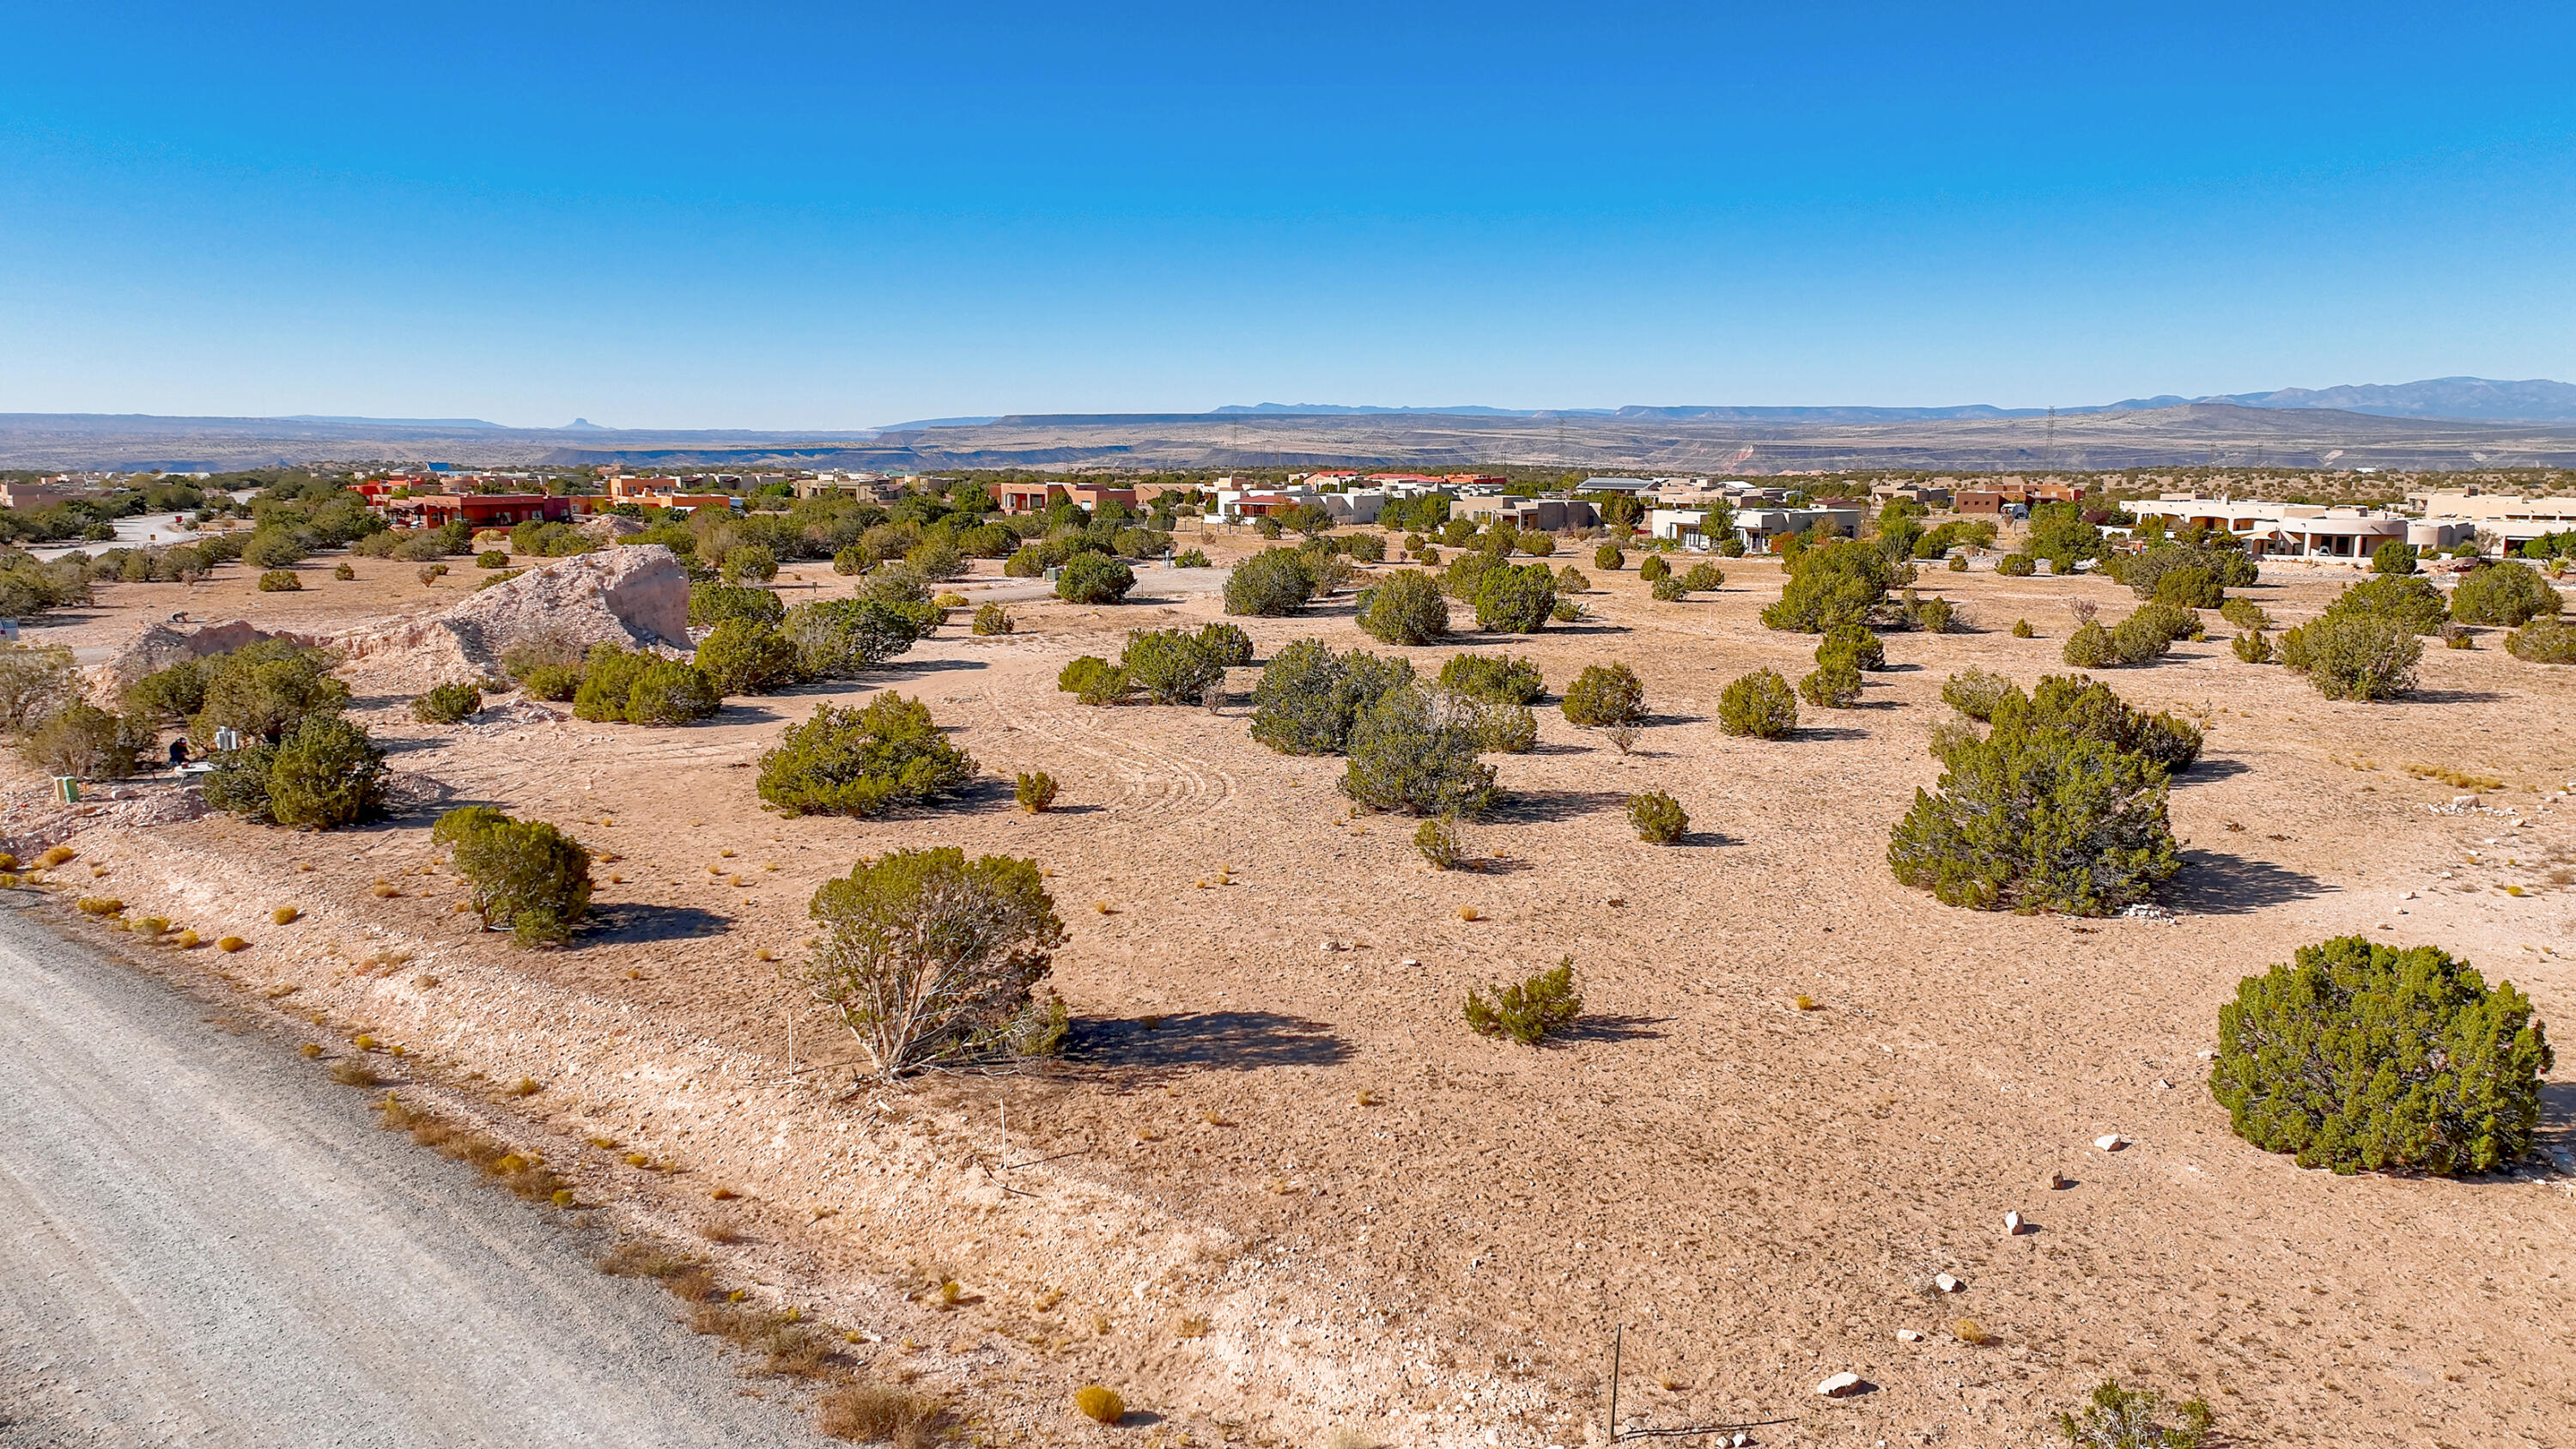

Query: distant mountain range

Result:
[1210,378,2576,425]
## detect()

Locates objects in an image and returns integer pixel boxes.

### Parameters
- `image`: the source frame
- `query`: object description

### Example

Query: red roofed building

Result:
[385,493,576,529]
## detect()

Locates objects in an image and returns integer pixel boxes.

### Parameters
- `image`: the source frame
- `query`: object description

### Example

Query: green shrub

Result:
[0,644,77,730]
[904,539,965,580]
[2217,596,2271,631]
[2106,613,2175,666]
[1553,565,1591,594]
[1888,720,2179,915]
[1637,554,1671,584]
[447,810,592,947]
[1340,684,1498,817]
[1472,562,1558,633]
[1996,552,2037,576]
[1056,552,1136,604]
[416,564,448,585]
[1799,661,1862,708]
[477,550,513,569]
[1625,790,1687,843]
[474,569,526,591]
[186,642,350,747]
[2063,619,2117,668]
[1340,533,1387,563]
[1679,562,1724,591]
[689,582,784,629]
[2111,544,2256,597]
[794,847,1065,1077]
[2211,935,2552,1174]
[1014,770,1058,813]
[623,661,720,724]
[1947,553,1968,572]
[260,715,388,829]
[783,598,935,679]
[2011,618,2034,637]
[2322,575,2447,635]
[1194,621,1253,667]
[333,561,355,581]
[1172,547,1211,568]
[1761,539,1894,632]
[521,662,583,701]
[1462,697,1538,752]
[1988,673,2203,775]
[570,644,656,721]
[2231,630,2274,664]
[2504,616,2576,663]
[1413,817,1462,869]
[410,682,482,724]
[2451,560,2560,626]
[2371,539,2418,575]
[721,544,781,583]
[1816,623,1885,672]
[257,569,303,592]
[1057,656,1128,705]
[1593,544,1625,571]
[1249,640,1414,755]
[1003,545,1045,577]
[240,529,310,569]
[1941,668,2015,721]
[2148,564,2222,609]
[2056,1380,2214,1449]
[756,696,979,817]
[1464,957,1581,1045]
[1559,662,1645,728]
[1716,667,1797,739]
[1356,569,1451,645]
[2281,615,2422,700]
[1649,576,1684,601]
[1224,547,1317,616]
[498,634,586,681]
[690,620,793,696]
[1121,628,1224,704]
[1440,652,1545,704]
[971,602,1015,636]
[20,703,145,780]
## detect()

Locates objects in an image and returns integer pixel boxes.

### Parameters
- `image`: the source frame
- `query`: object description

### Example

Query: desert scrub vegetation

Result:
[1340,684,1499,818]
[1716,667,1798,739]
[1413,817,1462,869]
[1625,790,1687,843]
[687,581,785,630]
[1592,543,1625,570]
[1056,654,1130,706]
[757,695,978,818]
[817,1383,947,1444]
[782,596,938,679]
[569,644,720,723]
[1800,658,1862,708]
[1249,640,1414,755]
[694,618,799,696]
[1354,569,1451,645]
[794,847,1068,1077]
[436,806,593,947]
[409,681,482,725]
[2105,542,2257,599]
[1939,667,2016,721]
[1224,546,1319,616]
[1558,661,1645,728]
[2231,630,2275,663]
[1120,627,1229,703]
[0,644,76,732]
[1194,620,1254,666]
[2277,614,2423,701]
[1054,551,1136,604]
[1761,538,1897,632]
[2211,935,2551,1175]
[124,639,349,749]
[1438,652,1544,704]
[1013,770,1058,813]
[2057,1379,2214,1449]
[970,601,1015,636]
[1680,561,1724,591]
[1072,1385,1127,1426]
[1464,957,1582,1044]
[2322,574,2450,635]
[1888,710,2181,915]
[20,702,149,781]
[2451,559,2561,626]
[2505,616,2576,663]
[1470,560,1558,633]
[376,1093,572,1202]
[204,714,389,829]
[256,568,303,592]
[1948,673,2205,776]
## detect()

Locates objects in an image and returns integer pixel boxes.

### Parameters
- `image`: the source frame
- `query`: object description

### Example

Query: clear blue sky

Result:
[5,3,2573,429]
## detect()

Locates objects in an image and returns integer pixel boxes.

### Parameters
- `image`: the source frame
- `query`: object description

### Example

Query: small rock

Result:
[2094,1134,2126,1151]
[2044,1169,2070,1190]
[2196,1049,2215,1059]
[1399,957,1420,967]
[2402,891,2417,900]
[1934,1273,1963,1293]
[1815,1372,1864,1397]
[1732,1435,1750,1447]
[1896,1329,1923,1342]
[2003,1210,2026,1235]
[2151,1079,2172,1092]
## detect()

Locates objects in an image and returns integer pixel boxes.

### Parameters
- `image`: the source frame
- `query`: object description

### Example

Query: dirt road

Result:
[0,909,829,1449]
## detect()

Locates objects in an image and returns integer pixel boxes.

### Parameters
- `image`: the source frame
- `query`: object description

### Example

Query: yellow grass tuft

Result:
[1355,1088,1382,1107]
[719,848,736,858]
[1456,905,1479,921]
[1954,1318,1990,1345]
[1795,994,1818,1011]
[329,1057,380,1087]
[274,906,301,924]
[131,916,168,935]
[76,896,124,916]
[506,1077,541,1097]
[299,1042,323,1057]
[216,936,249,953]
[1072,1385,1126,1425]
[1094,900,1116,914]
[371,881,401,898]
[41,846,76,868]
[710,1186,739,1200]
[174,929,202,948]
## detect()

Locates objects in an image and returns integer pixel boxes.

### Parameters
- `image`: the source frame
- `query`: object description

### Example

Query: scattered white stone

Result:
[1935,1273,1964,1293]
[2151,1079,2173,1092]
[2095,1135,2127,1151]
[2003,1210,2026,1235]
[2195,1049,2215,1060]
[1897,1329,1924,1342]
[1815,1372,1864,1397]
[1399,957,1420,967]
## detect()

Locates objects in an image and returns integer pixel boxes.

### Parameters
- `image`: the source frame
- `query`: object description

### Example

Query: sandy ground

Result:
[13,533,2576,1448]
[0,908,841,1449]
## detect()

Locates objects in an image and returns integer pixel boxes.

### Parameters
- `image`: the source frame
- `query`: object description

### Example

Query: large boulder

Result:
[330,545,690,691]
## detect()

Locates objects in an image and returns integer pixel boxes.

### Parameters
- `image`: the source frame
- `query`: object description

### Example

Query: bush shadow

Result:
[868,657,991,679]
[1555,1013,1668,1044]
[2411,688,2511,705]
[2169,851,2334,916]
[1071,1011,1354,1075]
[580,904,735,945]
[2169,757,2251,787]
[1487,788,1629,823]
[1793,726,1871,741]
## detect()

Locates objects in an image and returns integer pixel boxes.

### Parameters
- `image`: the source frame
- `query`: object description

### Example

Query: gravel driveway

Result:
[0,909,832,1448]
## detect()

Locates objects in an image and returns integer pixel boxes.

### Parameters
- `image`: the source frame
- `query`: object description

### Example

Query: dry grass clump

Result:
[504,1076,542,1097]
[374,1093,569,1201]
[1072,1385,1127,1424]
[130,916,169,935]
[299,1042,323,1058]
[699,1220,750,1245]
[1955,1317,1991,1345]
[370,880,401,898]
[1175,1313,1212,1338]
[76,896,124,916]
[597,1240,710,1282]
[817,1383,947,1445]
[40,846,76,868]
[1456,904,1480,921]
[2405,763,2504,791]
[329,1057,380,1087]
[1795,994,1819,1011]
[217,936,249,953]
[273,906,301,924]
[173,929,202,948]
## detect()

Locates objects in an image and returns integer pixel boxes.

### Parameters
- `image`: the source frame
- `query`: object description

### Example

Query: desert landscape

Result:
[9,514,2572,1449]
